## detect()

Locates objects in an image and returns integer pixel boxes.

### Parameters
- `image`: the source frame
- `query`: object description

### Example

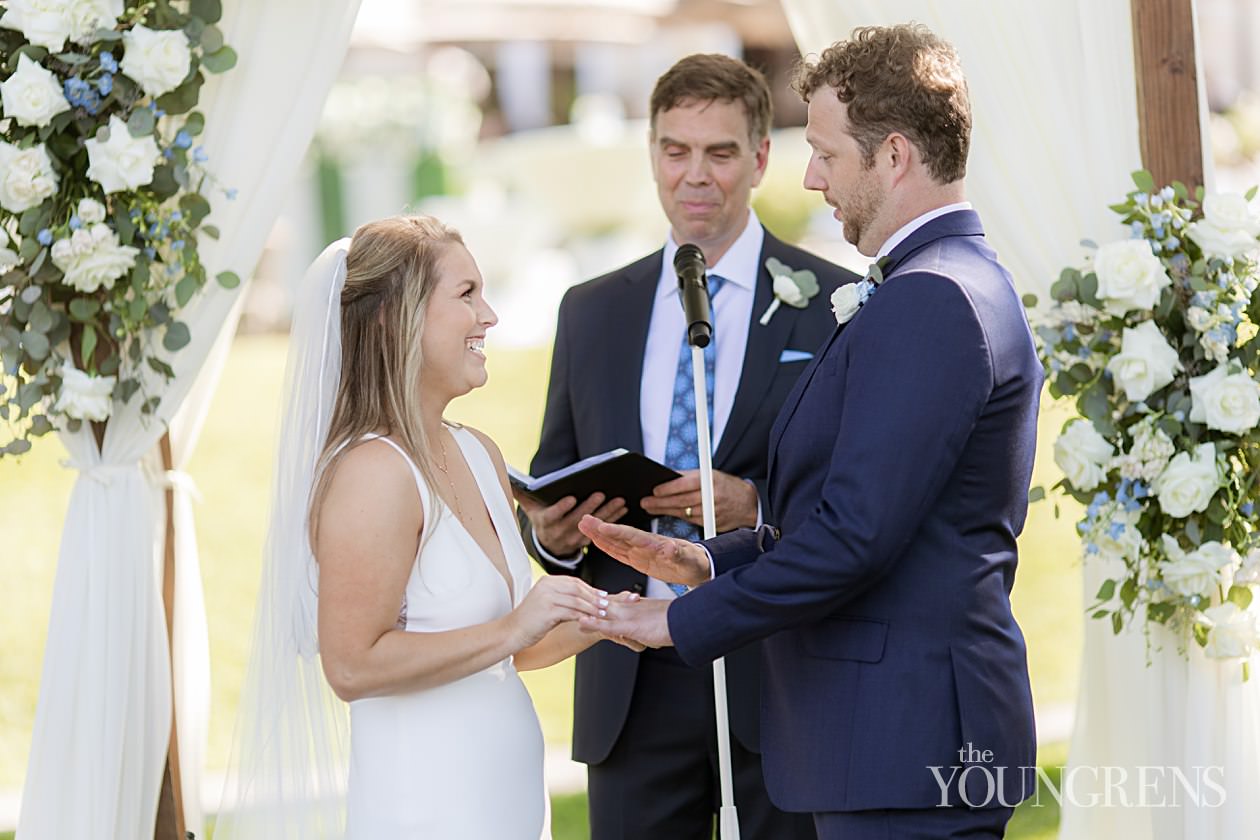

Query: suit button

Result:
[632,582,645,594]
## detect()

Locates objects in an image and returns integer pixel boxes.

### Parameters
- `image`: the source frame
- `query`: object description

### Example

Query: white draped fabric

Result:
[17,2,362,838]
[781,2,1260,838]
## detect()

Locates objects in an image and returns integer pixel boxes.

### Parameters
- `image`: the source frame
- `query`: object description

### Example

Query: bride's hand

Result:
[507,576,607,650]
[580,591,645,651]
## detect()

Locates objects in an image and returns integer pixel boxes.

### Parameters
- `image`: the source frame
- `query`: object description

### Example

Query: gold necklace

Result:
[435,429,465,519]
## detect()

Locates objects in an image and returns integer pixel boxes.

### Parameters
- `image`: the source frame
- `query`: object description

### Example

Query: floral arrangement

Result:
[0,0,238,456]
[1031,170,1260,670]
[758,257,819,325]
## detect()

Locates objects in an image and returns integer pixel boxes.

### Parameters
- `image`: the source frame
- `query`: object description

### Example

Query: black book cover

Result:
[509,450,681,525]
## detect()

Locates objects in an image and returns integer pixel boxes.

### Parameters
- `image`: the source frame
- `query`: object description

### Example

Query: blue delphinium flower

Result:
[174,131,192,149]
[68,216,82,231]
[99,52,118,73]
[36,229,51,246]
[225,188,238,200]
[192,146,208,163]
[97,74,113,96]
[1242,502,1255,517]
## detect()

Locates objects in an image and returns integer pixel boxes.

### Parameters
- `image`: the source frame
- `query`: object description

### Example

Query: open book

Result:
[508,449,681,524]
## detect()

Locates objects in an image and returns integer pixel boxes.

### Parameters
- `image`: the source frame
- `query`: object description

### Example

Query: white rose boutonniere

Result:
[830,257,890,326]
[1188,364,1260,435]
[758,257,819,325]
[1093,238,1172,316]
[84,115,160,194]
[0,54,71,128]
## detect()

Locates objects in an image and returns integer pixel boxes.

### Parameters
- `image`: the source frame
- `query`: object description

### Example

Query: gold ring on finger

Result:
[685,506,693,518]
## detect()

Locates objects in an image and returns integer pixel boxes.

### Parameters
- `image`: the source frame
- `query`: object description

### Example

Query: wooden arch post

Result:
[1131,0,1206,191]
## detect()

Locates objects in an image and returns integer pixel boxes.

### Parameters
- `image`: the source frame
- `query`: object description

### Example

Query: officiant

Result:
[515,53,853,839]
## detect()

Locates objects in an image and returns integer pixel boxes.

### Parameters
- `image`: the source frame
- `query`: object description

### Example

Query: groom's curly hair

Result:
[793,23,971,184]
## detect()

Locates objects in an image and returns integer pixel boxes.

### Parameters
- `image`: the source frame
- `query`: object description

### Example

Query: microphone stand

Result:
[685,298,740,840]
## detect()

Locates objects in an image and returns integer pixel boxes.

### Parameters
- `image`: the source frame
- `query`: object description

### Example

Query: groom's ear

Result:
[883,132,915,183]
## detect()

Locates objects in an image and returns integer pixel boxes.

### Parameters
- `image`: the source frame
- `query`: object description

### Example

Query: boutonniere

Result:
[831,257,891,326]
[758,257,819,325]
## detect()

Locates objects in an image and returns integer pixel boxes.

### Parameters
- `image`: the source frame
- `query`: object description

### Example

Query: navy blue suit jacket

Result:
[668,210,1042,812]
[523,229,852,764]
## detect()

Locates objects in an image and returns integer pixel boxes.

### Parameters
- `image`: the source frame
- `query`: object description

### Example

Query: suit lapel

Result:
[714,233,797,466]
[767,211,984,476]
[608,252,662,452]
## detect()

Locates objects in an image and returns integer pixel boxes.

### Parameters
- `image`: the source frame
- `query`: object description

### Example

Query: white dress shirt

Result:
[538,210,766,598]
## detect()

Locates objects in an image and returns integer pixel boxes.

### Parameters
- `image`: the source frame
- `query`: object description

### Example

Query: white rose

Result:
[1093,239,1172,316]
[830,283,863,325]
[1054,419,1115,491]
[0,247,19,276]
[1201,602,1260,659]
[0,140,58,212]
[77,197,107,224]
[1161,538,1235,598]
[1236,550,1260,586]
[65,0,122,43]
[0,0,74,52]
[1105,321,1181,402]
[51,223,138,293]
[1189,365,1260,434]
[54,363,115,422]
[0,54,70,128]
[85,115,160,194]
[121,25,192,97]
[1152,442,1220,518]
[773,274,805,306]
[1187,193,1260,261]
[1186,306,1214,332]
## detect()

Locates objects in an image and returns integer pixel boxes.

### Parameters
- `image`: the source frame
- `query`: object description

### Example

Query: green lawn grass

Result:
[0,333,1084,838]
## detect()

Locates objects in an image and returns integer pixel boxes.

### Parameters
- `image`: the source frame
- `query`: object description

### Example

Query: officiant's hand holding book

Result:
[511,450,681,556]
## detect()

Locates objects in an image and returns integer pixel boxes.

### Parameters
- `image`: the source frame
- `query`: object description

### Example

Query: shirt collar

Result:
[875,201,973,259]
[658,209,765,301]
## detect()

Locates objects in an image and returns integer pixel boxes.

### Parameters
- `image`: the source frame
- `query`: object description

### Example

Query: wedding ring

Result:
[685,506,693,518]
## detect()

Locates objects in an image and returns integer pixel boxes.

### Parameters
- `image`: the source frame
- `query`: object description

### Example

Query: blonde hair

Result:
[310,215,465,538]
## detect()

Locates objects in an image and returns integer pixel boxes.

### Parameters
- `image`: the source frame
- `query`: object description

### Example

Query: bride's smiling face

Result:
[419,244,497,399]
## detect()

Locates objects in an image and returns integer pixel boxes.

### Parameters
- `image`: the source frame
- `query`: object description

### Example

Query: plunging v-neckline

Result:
[442,427,516,605]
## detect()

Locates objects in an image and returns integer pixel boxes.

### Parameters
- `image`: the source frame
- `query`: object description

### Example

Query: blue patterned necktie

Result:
[658,274,726,596]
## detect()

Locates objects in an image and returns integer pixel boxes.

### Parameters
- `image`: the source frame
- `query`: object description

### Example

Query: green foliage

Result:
[1029,171,1260,662]
[0,7,244,456]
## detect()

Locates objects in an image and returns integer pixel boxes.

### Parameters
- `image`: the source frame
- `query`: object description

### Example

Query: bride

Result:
[216,215,638,838]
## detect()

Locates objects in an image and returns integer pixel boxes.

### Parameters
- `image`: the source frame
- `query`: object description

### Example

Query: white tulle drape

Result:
[781,2,1260,838]
[17,3,362,838]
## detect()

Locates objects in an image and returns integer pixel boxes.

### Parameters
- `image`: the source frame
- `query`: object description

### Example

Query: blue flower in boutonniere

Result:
[831,256,891,326]
[758,257,820,326]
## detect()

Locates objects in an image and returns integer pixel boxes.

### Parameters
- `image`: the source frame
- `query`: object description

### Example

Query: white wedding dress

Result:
[343,426,550,839]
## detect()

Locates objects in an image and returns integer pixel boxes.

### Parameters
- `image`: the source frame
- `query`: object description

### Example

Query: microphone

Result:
[673,243,712,348]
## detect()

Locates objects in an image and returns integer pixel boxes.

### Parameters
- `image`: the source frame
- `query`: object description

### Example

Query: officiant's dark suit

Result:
[518,55,853,840]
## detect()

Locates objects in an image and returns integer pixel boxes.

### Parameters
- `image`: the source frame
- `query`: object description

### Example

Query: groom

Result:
[581,24,1042,839]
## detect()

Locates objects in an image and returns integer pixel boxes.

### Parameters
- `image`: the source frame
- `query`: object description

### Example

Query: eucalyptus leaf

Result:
[1228,585,1254,610]
[216,270,240,289]
[175,274,198,307]
[1132,170,1156,194]
[1021,293,1038,308]
[19,285,41,304]
[117,378,140,403]
[29,414,53,436]
[1028,486,1045,503]
[28,301,53,333]
[201,46,236,73]
[179,193,212,226]
[163,321,191,352]
[1096,579,1117,602]
[81,324,97,364]
[200,24,224,53]
[191,0,223,24]
[126,107,156,137]
[183,111,206,137]
[69,298,101,321]
[21,330,49,359]
[148,356,176,378]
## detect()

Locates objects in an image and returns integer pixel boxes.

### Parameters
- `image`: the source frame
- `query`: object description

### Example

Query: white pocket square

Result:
[778,349,813,363]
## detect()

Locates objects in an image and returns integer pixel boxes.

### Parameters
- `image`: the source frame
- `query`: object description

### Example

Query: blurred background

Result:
[5,0,1260,836]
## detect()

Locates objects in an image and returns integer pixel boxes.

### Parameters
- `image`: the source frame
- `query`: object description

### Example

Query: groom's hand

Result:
[577,515,711,588]
[580,596,673,649]
[516,491,628,557]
